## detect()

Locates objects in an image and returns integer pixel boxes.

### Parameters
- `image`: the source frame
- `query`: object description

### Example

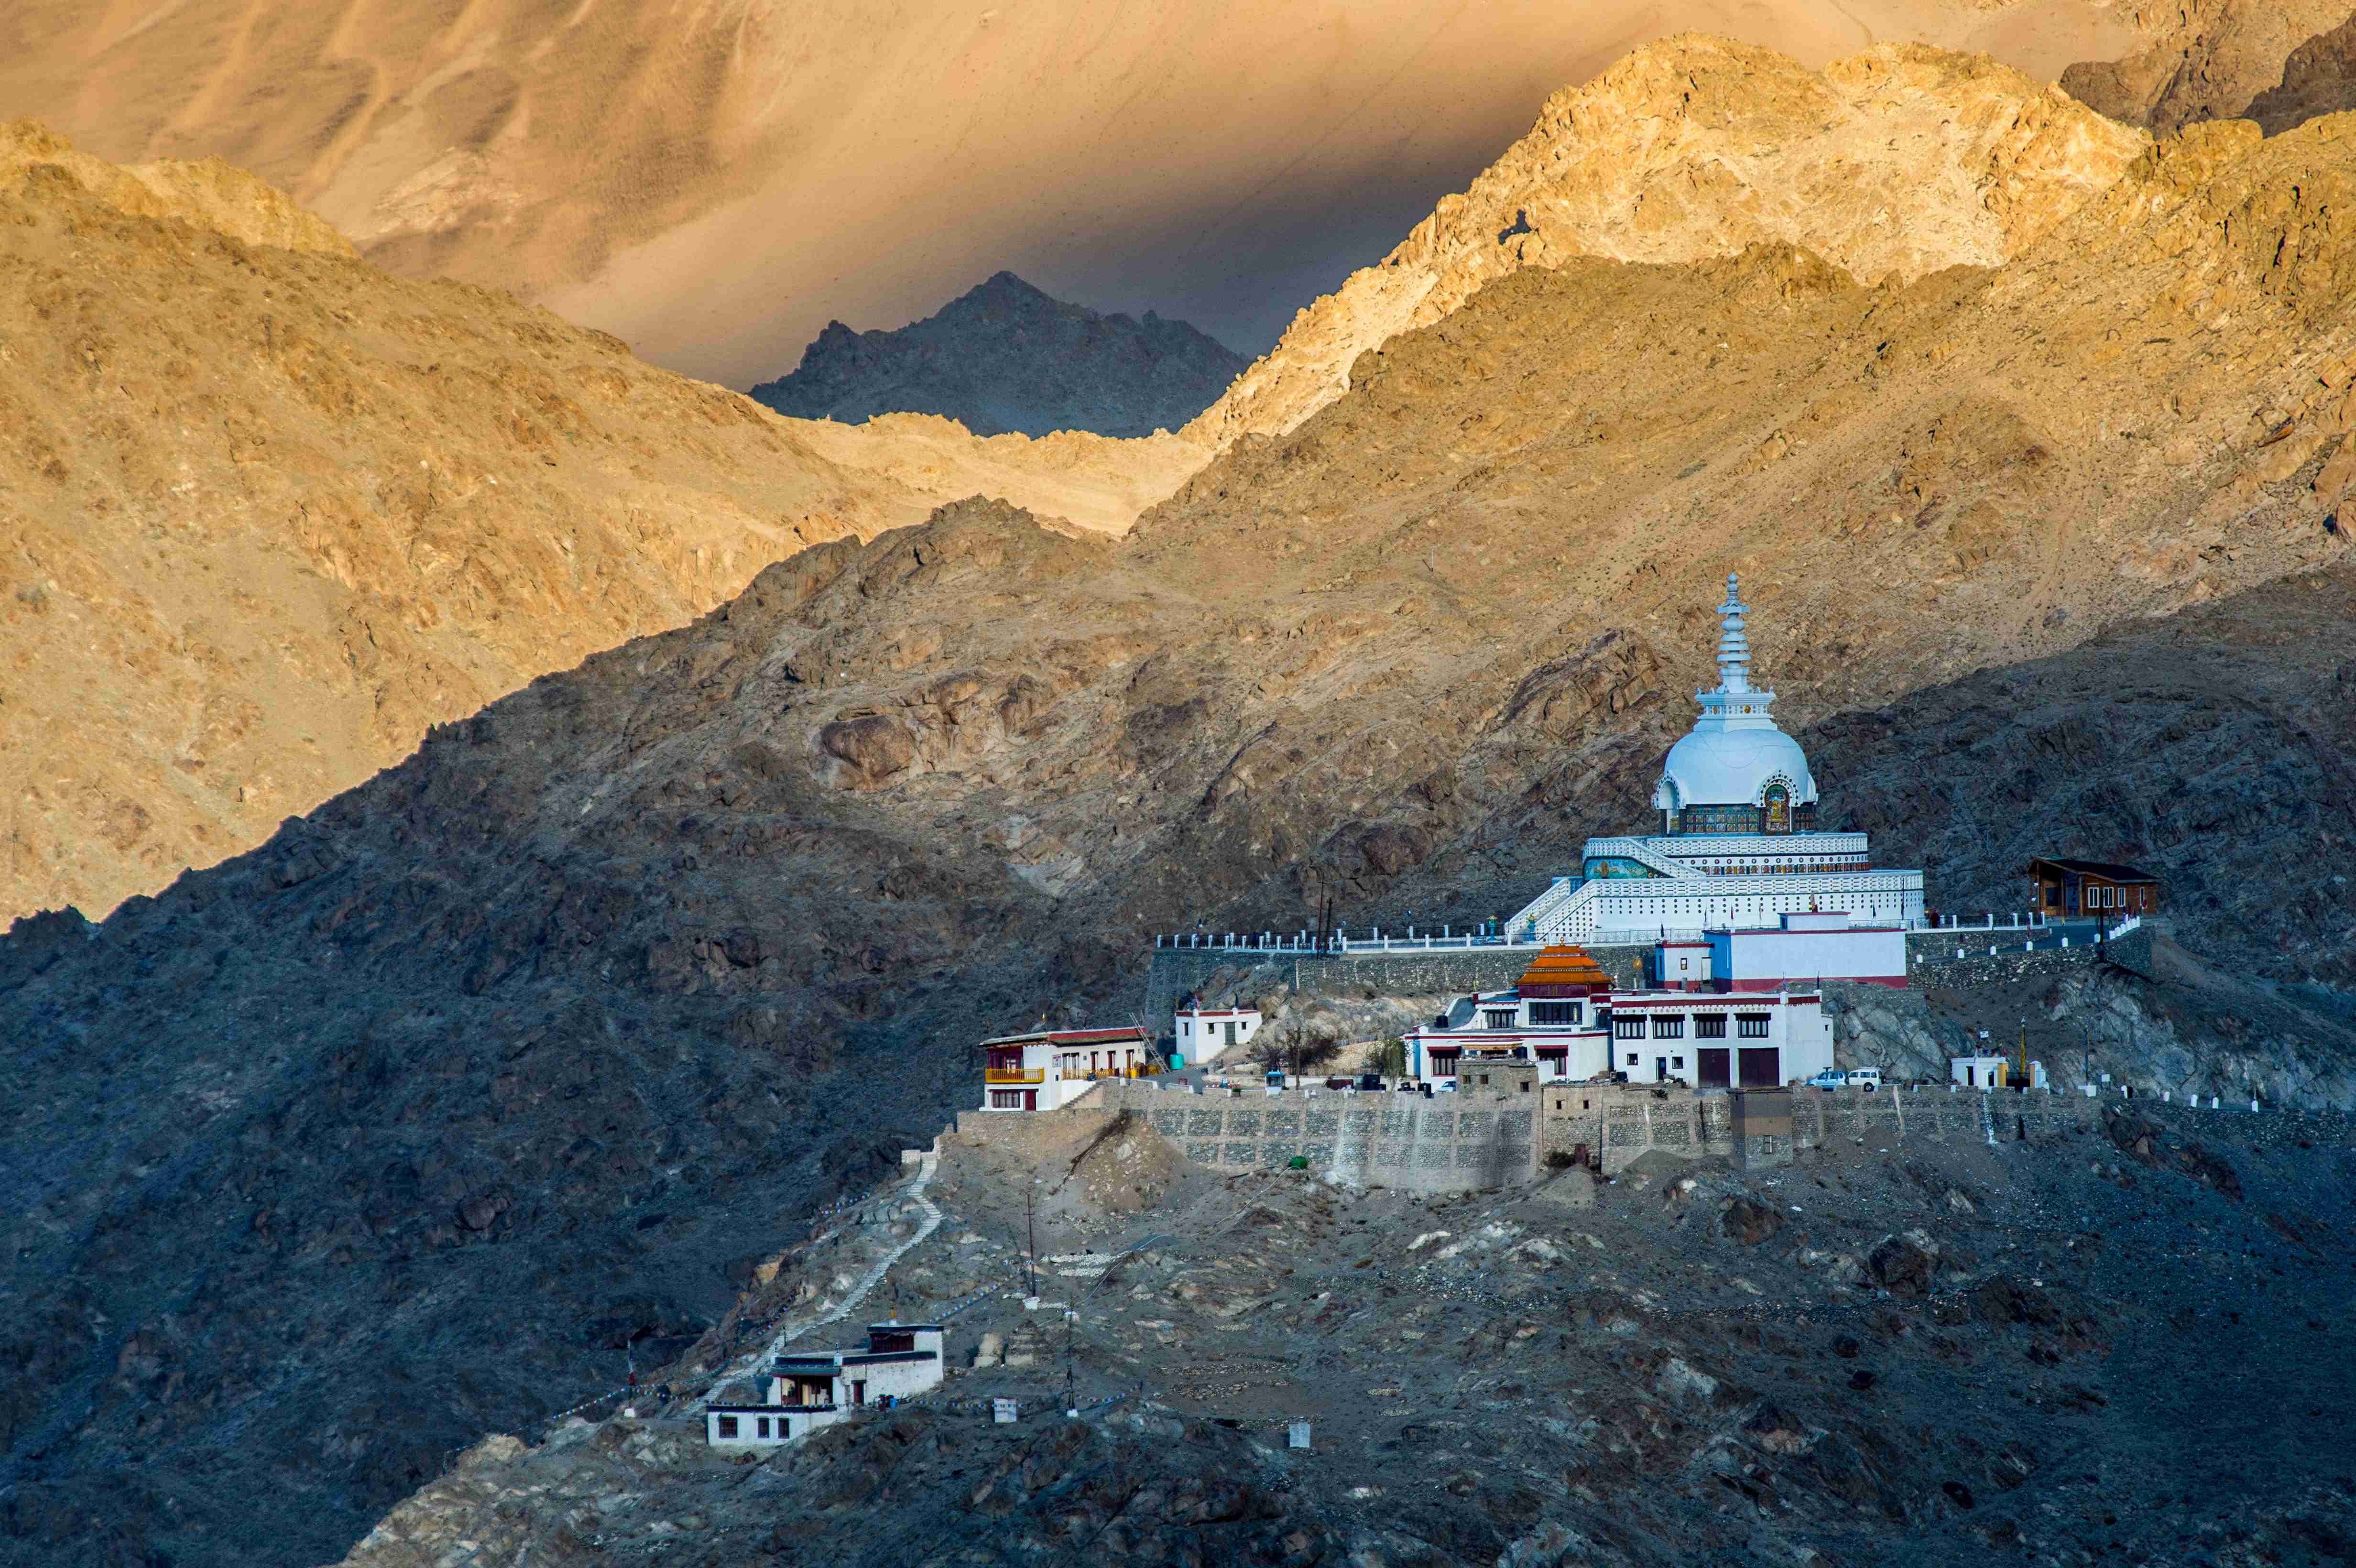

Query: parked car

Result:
[1434,1079,1459,1094]
[1806,1069,1848,1090]
[1849,1067,1884,1092]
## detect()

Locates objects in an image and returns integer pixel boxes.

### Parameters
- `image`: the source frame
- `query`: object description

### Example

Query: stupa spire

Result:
[1715,573,1751,695]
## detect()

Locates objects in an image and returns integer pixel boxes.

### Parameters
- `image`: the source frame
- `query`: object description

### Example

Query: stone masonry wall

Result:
[1537,1082,2105,1174]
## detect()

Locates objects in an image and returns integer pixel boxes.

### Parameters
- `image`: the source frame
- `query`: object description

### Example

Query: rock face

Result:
[0,0,2142,387]
[1184,36,2150,448]
[2059,0,2356,135]
[752,273,1246,438]
[0,123,1200,926]
[18,44,2356,1568]
[2246,14,2356,136]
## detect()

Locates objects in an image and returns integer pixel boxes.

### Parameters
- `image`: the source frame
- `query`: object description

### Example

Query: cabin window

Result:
[1738,1015,1770,1039]
[1484,1009,1516,1029]
[718,1416,739,1438]
[1651,1017,1684,1039]
[1530,1002,1582,1024]
[1694,1015,1726,1039]
[1614,1017,1645,1039]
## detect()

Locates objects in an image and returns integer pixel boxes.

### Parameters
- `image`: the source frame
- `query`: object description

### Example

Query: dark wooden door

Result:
[1738,1047,1780,1087]
[1699,1048,1730,1089]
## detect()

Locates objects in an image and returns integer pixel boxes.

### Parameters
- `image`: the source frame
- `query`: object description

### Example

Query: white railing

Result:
[1149,912,2123,958]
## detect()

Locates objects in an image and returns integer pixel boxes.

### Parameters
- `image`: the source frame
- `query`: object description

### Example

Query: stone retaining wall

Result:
[968,1078,2113,1188]
[1540,1082,2105,1173]
[1094,1079,1540,1194]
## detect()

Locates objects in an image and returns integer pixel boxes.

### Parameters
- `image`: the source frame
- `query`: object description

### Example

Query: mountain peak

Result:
[750,275,1244,438]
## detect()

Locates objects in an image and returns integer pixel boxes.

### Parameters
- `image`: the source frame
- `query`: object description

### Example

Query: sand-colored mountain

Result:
[0,0,2140,388]
[0,121,1199,925]
[16,70,2356,1568]
[1185,35,2152,449]
[2059,0,2356,134]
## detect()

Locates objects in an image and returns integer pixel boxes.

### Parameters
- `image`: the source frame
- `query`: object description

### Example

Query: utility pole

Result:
[1024,1177,1040,1300]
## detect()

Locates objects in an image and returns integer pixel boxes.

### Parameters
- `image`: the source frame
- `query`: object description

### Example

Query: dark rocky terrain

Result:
[749,272,1247,437]
[14,98,2356,1568]
[333,1097,2356,1568]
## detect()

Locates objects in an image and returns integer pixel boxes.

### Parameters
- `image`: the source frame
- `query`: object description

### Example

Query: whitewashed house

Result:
[979,1025,1155,1111]
[1173,1004,1261,1065]
[705,1322,944,1449]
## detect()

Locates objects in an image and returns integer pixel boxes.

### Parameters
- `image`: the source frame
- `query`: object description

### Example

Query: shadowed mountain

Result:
[16,92,2356,1556]
[750,273,1247,438]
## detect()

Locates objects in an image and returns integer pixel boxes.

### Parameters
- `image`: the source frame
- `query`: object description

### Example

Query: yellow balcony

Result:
[985,1067,1045,1085]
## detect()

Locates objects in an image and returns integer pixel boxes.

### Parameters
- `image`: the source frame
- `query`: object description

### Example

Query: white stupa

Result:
[1509,574,1924,943]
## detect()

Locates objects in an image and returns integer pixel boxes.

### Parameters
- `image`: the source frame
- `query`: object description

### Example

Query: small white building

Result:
[705,1322,944,1449]
[1951,1055,2011,1089]
[980,1025,1155,1111]
[1604,988,1834,1089]
[1704,911,1908,989]
[1404,947,1614,1083]
[1174,1004,1261,1066]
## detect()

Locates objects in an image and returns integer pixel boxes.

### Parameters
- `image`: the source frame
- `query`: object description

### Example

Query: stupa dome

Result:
[1649,574,1820,834]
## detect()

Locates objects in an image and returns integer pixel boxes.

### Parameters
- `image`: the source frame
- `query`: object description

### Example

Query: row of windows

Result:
[1614,1014,1770,1039]
[716,1415,791,1440]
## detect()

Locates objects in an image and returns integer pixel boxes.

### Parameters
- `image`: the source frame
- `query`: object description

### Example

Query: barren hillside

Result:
[0,0,2140,386]
[2060,0,2356,134]
[1185,37,2151,449]
[0,122,1198,925]
[11,99,2356,1566]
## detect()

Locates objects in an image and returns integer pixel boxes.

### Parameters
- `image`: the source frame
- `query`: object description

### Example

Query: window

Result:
[1530,1002,1582,1025]
[1485,1009,1516,1029]
[718,1416,739,1439]
[1673,1056,1685,1069]
[1625,1052,1639,1067]
[1738,1015,1770,1039]
[1614,1017,1645,1039]
[1694,1015,1726,1039]
[1652,1017,1684,1039]
[757,1417,771,1438]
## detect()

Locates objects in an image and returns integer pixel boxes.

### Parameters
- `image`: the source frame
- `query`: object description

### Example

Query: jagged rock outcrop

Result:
[752,272,1245,438]
[19,44,2356,1568]
[2059,0,2356,135]
[1184,36,2150,448]
[0,0,2148,388]
[0,124,1199,925]
[2246,14,2356,135]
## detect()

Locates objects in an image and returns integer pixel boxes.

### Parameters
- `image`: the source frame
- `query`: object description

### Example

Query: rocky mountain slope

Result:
[324,1107,2356,1568]
[2059,0,2356,135]
[13,92,2356,1559]
[0,0,2137,386]
[752,272,1246,438]
[1184,37,2150,449]
[0,121,1201,926]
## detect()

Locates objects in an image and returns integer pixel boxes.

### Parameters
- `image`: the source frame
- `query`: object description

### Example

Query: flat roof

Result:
[774,1349,941,1368]
[981,1026,1148,1048]
[2029,857,2160,882]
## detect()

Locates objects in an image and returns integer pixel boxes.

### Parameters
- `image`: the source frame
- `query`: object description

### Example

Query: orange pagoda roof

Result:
[1516,945,1612,992]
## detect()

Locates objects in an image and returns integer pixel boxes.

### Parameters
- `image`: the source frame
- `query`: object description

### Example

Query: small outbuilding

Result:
[2026,858,2160,919]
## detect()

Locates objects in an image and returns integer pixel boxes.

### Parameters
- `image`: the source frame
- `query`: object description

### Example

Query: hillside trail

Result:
[699,1150,943,1403]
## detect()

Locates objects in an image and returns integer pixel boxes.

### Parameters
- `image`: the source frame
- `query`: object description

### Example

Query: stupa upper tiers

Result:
[1652,575,1818,836]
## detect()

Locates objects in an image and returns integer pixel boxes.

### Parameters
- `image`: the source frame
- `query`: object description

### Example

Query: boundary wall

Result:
[964,1078,2108,1189]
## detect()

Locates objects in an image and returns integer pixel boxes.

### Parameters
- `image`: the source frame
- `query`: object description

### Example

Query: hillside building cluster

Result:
[705,1323,945,1450]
